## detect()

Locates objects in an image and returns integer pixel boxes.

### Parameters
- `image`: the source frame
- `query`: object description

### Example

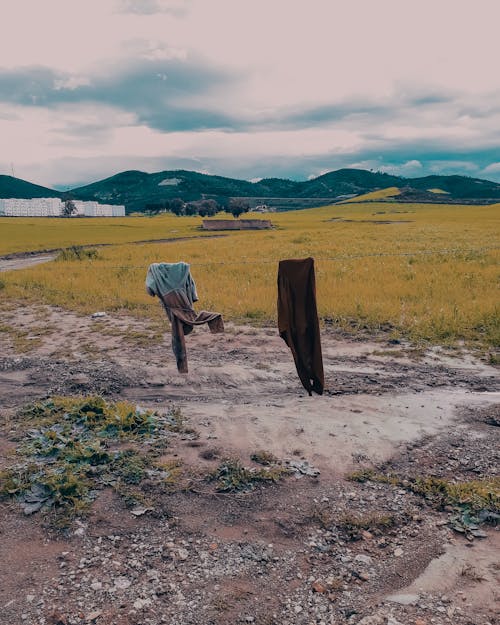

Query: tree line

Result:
[144,197,250,218]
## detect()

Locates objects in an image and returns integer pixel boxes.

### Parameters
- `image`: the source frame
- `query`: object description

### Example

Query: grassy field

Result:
[1,202,499,349]
[0,214,208,256]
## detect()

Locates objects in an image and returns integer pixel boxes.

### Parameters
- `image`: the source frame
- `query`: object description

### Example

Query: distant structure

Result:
[0,198,125,217]
[202,219,272,231]
[71,200,125,217]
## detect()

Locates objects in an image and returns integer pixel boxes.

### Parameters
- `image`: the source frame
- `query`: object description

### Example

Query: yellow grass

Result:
[0,214,210,256]
[2,202,499,348]
[341,187,401,203]
[427,188,450,194]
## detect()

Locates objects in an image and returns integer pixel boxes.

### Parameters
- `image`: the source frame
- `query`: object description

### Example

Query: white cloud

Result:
[53,76,91,91]
[483,162,500,173]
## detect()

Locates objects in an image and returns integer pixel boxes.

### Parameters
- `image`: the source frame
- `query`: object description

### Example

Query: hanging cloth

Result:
[146,262,224,373]
[277,257,324,395]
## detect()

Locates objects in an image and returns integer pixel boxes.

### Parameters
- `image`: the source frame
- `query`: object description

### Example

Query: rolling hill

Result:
[1,168,500,213]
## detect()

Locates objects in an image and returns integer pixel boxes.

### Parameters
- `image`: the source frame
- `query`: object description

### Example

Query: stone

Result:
[357,614,386,625]
[311,581,327,593]
[355,554,373,565]
[113,577,132,590]
[177,548,189,561]
[387,618,404,625]
[134,598,152,609]
[85,611,102,622]
[386,593,420,605]
[393,547,404,557]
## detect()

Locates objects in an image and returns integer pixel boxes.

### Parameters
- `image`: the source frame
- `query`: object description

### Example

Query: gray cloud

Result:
[0,59,237,131]
[116,0,192,16]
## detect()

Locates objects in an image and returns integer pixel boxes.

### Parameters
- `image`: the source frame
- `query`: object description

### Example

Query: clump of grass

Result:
[0,323,42,353]
[250,450,278,465]
[336,512,397,540]
[0,396,192,525]
[208,458,290,492]
[199,447,221,461]
[348,469,500,515]
[56,246,100,261]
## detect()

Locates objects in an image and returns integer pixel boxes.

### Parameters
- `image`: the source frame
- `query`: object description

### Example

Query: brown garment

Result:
[160,290,224,373]
[277,257,324,395]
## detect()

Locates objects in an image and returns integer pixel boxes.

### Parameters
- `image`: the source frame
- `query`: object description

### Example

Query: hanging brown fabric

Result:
[277,257,324,395]
[146,262,224,373]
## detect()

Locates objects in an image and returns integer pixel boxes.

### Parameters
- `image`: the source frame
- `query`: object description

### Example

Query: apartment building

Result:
[0,198,125,217]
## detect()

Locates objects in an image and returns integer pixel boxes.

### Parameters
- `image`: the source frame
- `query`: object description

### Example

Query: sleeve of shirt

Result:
[187,273,199,303]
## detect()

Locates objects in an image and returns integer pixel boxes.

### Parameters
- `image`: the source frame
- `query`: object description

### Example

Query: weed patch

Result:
[208,458,290,492]
[0,396,194,525]
[56,246,100,261]
[348,469,499,535]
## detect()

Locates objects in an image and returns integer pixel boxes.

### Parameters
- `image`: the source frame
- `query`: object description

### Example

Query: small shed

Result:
[202,219,272,231]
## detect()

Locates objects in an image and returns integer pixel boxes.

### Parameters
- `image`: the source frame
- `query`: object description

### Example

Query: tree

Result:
[167,198,186,216]
[62,199,77,217]
[228,198,250,218]
[197,199,219,217]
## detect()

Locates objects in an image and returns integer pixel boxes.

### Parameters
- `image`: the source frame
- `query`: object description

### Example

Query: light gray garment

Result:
[145,262,198,303]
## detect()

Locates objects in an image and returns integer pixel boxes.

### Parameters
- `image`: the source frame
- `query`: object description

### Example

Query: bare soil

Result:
[0,302,498,625]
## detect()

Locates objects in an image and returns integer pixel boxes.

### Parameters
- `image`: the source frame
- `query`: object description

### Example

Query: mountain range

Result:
[1,168,500,213]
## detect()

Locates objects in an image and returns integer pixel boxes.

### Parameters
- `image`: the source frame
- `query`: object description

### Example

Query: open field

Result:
[0,213,209,256]
[0,201,499,625]
[1,201,499,349]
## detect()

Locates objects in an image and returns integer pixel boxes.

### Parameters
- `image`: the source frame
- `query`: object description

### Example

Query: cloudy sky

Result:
[1,0,500,189]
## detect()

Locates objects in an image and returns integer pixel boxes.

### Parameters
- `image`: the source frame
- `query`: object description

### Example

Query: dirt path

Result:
[0,234,227,272]
[0,253,57,272]
[0,304,498,625]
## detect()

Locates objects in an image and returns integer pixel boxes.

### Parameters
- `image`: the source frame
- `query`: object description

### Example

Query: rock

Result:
[361,530,373,540]
[85,611,102,622]
[355,554,373,565]
[387,618,404,625]
[414,619,427,625]
[113,577,132,590]
[386,593,420,605]
[311,581,327,593]
[177,548,189,561]
[90,582,102,591]
[133,598,152,609]
[393,547,404,557]
[357,614,386,625]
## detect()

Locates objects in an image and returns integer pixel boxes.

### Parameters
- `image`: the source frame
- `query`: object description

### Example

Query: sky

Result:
[1,0,500,189]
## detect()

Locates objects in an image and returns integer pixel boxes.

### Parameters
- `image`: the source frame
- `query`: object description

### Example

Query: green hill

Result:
[2,168,500,213]
[0,175,62,199]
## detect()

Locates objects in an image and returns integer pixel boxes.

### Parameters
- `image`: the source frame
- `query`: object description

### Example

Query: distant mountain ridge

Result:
[1,168,500,213]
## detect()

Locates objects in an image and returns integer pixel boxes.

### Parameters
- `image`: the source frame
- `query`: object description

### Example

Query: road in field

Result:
[0,253,56,272]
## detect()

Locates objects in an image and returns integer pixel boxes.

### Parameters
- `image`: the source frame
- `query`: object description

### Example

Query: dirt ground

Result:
[0,299,499,625]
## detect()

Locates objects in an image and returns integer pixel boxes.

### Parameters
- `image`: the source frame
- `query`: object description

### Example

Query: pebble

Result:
[113,577,132,590]
[386,592,420,605]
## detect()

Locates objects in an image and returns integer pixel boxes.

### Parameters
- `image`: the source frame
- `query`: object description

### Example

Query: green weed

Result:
[208,458,290,492]
[0,396,193,525]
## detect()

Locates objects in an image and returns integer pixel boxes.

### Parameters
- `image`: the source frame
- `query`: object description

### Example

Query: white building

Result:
[0,197,63,216]
[0,198,125,217]
[72,200,125,217]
